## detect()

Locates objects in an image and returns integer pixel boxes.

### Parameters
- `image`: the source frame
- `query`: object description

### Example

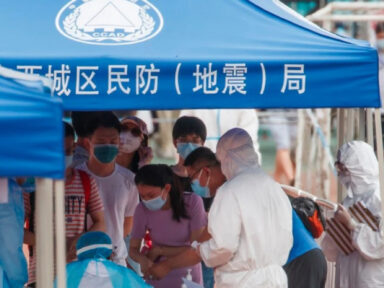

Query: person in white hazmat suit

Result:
[147,128,293,288]
[321,141,384,287]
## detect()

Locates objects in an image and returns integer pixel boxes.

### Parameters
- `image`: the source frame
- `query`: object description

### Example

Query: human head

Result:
[135,164,188,221]
[76,231,113,260]
[216,128,259,179]
[71,112,103,138]
[172,116,207,159]
[184,147,226,197]
[64,121,75,169]
[376,23,384,53]
[119,116,149,154]
[86,112,121,164]
[335,141,379,198]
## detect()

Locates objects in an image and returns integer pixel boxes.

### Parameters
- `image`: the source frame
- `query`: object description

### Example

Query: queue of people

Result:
[1,110,384,288]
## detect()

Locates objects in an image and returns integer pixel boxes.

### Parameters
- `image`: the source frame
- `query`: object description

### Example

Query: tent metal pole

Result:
[54,180,67,288]
[337,109,345,202]
[295,110,305,189]
[35,178,54,288]
[374,109,384,217]
[346,109,355,141]
[367,109,374,147]
[358,109,366,141]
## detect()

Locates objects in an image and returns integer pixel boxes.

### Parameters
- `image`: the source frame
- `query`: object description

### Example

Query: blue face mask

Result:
[191,170,211,198]
[142,190,167,211]
[93,144,119,164]
[177,143,201,159]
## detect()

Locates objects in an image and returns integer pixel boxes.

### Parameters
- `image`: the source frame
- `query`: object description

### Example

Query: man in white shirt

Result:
[77,112,139,267]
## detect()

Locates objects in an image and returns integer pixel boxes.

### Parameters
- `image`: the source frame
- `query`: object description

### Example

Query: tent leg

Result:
[358,109,366,141]
[346,109,355,141]
[374,109,384,217]
[295,110,305,189]
[35,178,54,288]
[337,109,345,202]
[54,180,67,288]
[367,109,374,147]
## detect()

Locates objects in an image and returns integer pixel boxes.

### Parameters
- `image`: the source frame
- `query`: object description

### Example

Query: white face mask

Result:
[120,131,141,154]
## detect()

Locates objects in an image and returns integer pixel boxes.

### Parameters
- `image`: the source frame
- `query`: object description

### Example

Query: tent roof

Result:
[0,68,64,179]
[0,0,380,110]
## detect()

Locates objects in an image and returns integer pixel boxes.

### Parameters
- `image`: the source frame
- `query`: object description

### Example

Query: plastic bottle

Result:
[181,269,193,288]
[186,269,192,281]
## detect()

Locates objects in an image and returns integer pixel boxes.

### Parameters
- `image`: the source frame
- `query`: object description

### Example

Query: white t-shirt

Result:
[77,163,139,266]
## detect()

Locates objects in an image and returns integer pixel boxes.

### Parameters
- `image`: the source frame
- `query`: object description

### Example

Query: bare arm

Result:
[67,210,105,261]
[129,238,153,275]
[148,247,202,280]
[88,210,105,232]
[124,216,133,238]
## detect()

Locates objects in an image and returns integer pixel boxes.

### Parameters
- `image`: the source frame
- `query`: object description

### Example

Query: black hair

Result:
[64,121,75,138]
[86,111,122,136]
[376,23,384,34]
[135,164,189,222]
[71,112,105,137]
[184,147,220,167]
[172,116,207,142]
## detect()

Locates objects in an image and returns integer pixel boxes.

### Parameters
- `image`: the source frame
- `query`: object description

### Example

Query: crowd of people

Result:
[0,110,384,288]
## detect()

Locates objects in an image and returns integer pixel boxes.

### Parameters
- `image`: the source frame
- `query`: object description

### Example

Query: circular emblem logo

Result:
[56,0,163,45]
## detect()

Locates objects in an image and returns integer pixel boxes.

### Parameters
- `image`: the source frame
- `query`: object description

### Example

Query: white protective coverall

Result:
[179,109,260,162]
[321,141,384,288]
[199,128,293,288]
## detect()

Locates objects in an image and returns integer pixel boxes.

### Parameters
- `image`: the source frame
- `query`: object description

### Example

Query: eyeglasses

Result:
[129,127,142,138]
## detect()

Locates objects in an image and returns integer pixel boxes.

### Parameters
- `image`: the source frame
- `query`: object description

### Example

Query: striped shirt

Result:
[24,169,104,284]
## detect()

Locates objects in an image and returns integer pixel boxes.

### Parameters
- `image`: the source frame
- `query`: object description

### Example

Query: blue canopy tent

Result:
[0,1,382,287]
[0,69,64,178]
[0,0,380,110]
[0,67,65,288]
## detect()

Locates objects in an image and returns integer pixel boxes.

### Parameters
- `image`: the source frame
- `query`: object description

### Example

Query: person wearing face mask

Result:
[117,116,153,174]
[24,122,105,287]
[148,128,293,288]
[129,164,207,288]
[77,112,139,267]
[171,116,207,189]
[321,141,384,288]
[183,147,226,288]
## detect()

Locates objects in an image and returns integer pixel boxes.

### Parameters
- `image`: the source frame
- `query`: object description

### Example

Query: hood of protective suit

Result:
[216,128,259,179]
[337,141,379,199]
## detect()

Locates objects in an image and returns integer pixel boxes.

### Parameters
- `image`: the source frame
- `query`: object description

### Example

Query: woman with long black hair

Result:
[129,164,207,288]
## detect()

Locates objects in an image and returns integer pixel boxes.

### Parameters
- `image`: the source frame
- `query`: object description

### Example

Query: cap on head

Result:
[121,116,149,136]
[76,231,113,260]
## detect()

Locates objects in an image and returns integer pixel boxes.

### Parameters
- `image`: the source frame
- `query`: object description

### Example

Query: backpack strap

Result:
[78,170,91,208]
[78,170,91,232]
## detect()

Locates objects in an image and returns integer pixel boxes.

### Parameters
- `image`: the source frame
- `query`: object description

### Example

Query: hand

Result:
[147,261,172,281]
[139,256,154,277]
[335,205,354,230]
[147,245,163,262]
[138,146,154,168]
[66,237,78,262]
